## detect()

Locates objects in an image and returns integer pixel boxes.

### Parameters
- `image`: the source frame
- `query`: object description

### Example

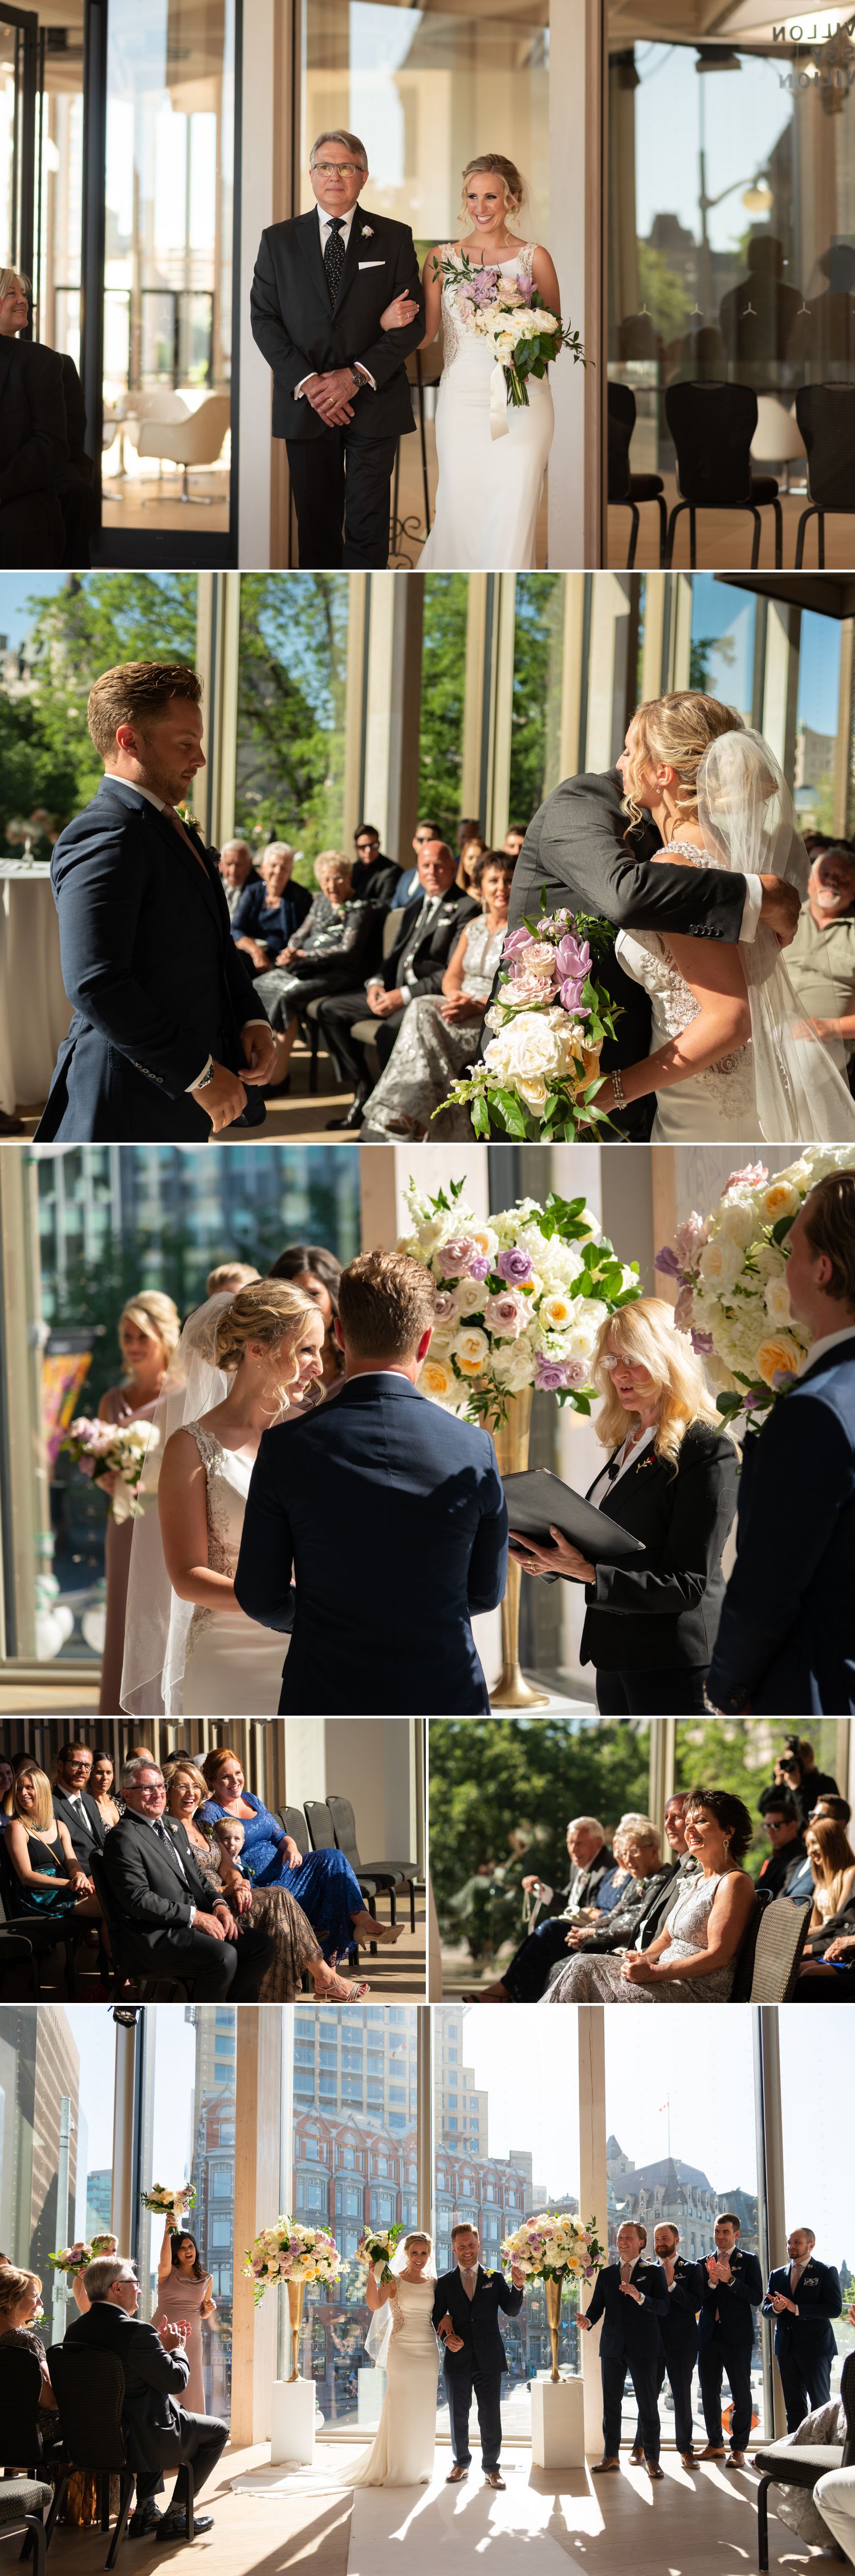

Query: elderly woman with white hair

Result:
[230,839,312,976]
[511,1295,739,1714]
[251,850,374,1070]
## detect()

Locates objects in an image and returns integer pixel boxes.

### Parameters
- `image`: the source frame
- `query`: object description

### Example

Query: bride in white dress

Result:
[350,2235,440,2488]
[121,1279,324,1716]
[381,154,558,571]
[593,695,855,1146]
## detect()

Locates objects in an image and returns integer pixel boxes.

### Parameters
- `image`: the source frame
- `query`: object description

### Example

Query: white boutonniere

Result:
[361,224,374,238]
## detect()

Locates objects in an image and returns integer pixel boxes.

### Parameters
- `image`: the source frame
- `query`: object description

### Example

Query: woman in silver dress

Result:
[545,1790,756,2003]
[361,850,515,1137]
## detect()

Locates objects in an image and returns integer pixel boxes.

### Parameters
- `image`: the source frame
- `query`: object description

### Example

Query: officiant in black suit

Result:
[433,2225,524,2489]
[251,128,424,569]
[317,838,478,1129]
[502,767,803,1139]
[100,1757,274,2000]
[35,661,278,1144]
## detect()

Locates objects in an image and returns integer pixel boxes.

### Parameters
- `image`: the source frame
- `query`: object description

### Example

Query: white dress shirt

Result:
[801,1324,855,1371]
[588,1424,655,1508]
[367,892,443,1009]
[294,204,377,398]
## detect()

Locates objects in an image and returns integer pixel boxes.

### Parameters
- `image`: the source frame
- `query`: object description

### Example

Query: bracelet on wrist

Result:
[612,1066,626,1112]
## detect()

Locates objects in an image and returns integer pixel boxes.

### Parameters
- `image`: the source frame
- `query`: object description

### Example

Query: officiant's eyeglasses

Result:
[313,160,364,177]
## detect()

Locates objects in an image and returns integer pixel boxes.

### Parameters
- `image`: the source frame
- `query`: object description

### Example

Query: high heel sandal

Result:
[316,1976,370,2003]
[356,1919,405,1945]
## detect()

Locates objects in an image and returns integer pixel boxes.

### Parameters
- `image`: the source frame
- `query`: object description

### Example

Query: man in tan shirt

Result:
[788,844,855,1076]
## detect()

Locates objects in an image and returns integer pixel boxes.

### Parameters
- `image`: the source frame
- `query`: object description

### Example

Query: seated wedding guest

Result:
[547,1788,756,2005]
[156,2221,214,2414]
[630,2224,701,2471]
[270,1241,343,1388]
[351,824,399,906]
[804,1814,855,1935]
[95,1289,181,1717]
[814,2465,855,2566]
[361,851,516,1138]
[0,268,66,564]
[197,1745,398,1965]
[697,2213,763,2468]
[587,1828,632,1915]
[100,1756,276,2001]
[319,838,479,1131]
[513,1298,739,1715]
[5,1762,104,1927]
[763,2229,842,2431]
[470,1814,615,2001]
[218,839,258,917]
[251,852,373,1065]
[455,834,488,894]
[503,825,527,862]
[205,1262,260,1297]
[64,2253,227,2543]
[51,1739,109,1867]
[709,1171,855,1715]
[481,1822,670,2005]
[395,819,442,905]
[579,2220,668,2480]
[0,1753,13,1827]
[163,1757,368,2000]
[757,1793,807,1898]
[88,1749,121,1831]
[230,841,312,973]
[0,2265,58,2412]
[788,844,855,1079]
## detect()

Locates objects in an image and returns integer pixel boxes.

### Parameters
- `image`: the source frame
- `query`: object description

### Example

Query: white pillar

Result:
[577,2008,608,2455]
[231,2008,284,2447]
[237,0,276,569]
[549,0,601,567]
[282,1718,416,1866]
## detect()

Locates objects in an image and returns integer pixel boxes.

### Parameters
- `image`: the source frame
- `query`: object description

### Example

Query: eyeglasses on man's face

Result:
[313,161,364,178]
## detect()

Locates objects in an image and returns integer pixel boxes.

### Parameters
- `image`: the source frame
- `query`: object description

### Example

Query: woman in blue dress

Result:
[199,1746,403,1965]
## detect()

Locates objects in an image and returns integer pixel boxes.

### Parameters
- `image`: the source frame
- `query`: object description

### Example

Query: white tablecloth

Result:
[0,863,70,1112]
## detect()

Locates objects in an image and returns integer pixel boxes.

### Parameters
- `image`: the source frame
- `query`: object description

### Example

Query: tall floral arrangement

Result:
[243,2218,342,2307]
[655,1147,855,1427]
[500,2213,607,2281]
[400,1178,641,1429]
[438,905,619,1141]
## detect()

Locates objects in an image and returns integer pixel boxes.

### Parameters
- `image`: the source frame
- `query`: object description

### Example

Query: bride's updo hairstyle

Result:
[213,1277,317,1412]
[621,691,743,832]
[592,1294,729,1470]
[459,153,527,225]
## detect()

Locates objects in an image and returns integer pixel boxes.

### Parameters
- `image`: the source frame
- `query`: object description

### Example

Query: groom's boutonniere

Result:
[361,224,374,238]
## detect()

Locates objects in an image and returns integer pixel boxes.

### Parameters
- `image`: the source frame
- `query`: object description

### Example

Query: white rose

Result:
[469,1224,499,1265]
[564,1322,596,1360]
[490,1340,535,1392]
[698,1236,744,1294]
[758,1180,800,1224]
[716,1197,758,1246]
[538,1290,576,1332]
[452,1326,491,1376]
[426,1326,455,1358]
[763,1274,793,1328]
[418,1358,457,1403]
[452,1276,487,1317]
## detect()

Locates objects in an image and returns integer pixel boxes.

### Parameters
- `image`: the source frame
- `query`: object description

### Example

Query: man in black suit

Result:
[756,1794,808,1898]
[0,267,97,566]
[319,838,477,1128]
[64,2253,227,2540]
[580,2221,669,2478]
[0,270,67,565]
[350,823,400,907]
[631,2226,701,2469]
[235,1248,508,1714]
[697,2213,763,2465]
[763,2229,842,2429]
[51,1741,107,1869]
[432,2224,524,2488]
[36,660,278,1144]
[503,766,803,1139]
[475,1815,613,2003]
[251,127,424,569]
[100,1758,274,2000]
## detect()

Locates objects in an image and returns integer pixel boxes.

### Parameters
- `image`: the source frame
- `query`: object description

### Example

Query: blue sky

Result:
[0,574,66,650]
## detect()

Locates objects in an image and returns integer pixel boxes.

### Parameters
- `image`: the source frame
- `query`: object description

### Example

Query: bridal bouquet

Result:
[356,2223,405,2284]
[49,2242,92,2277]
[63,1415,158,1522]
[654,1145,855,1427]
[431,249,585,438]
[243,2218,342,2306]
[501,2213,607,2281]
[401,1177,640,1429]
[141,2183,196,2216]
[437,906,620,1142]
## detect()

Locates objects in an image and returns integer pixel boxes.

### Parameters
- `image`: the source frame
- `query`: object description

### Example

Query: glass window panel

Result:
[779,2008,855,2395]
[430,1717,651,1989]
[285,2004,419,2430]
[605,2006,767,2441]
[688,578,756,722]
[433,2005,580,2435]
[795,613,842,834]
[511,575,567,818]
[420,575,467,845]
[0,2004,115,2349]
[237,575,350,865]
[136,2005,235,2420]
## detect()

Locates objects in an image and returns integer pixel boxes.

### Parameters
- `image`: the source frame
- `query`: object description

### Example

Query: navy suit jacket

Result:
[431,2268,523,2376]
[708,1336,855,1714]
[36,778,270,1142]
[697,2248,763,2347]
[234,1371,508,1714]
[763,2260,841,2364]
[659,2258,702,2355]
[584,2258,669,2363]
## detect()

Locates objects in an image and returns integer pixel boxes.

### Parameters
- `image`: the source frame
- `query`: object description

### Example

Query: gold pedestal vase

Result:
[490,1387,549,1709]
[286,2280,305,2382]
[544,2273,564,2383]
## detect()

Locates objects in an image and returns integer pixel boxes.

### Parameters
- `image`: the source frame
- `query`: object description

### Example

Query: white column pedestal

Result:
[270,2376,316,2467]
[530,2376,586,2469]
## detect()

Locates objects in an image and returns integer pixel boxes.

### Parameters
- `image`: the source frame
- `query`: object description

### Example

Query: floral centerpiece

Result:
[49,2242,92,2277]
[501,2213,607,2382]
[141,2183,197,2217]
[438,905,619,1141]
[431,249,585,436]
[356,2223,405,2285]
[400,1177,641,1431]
[63,1416,158,1522]
[655,1147,855,1429]
[243,2218,343,2308]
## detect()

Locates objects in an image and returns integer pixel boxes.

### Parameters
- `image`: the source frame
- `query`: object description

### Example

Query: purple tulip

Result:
[690,1328,714,1354]
[496,1246,535,1286]
[555,934,590,981]
[654,1245,682,1278]
[559,981,590,1016]
[503,926,535,960]
[743,1387,765,1409]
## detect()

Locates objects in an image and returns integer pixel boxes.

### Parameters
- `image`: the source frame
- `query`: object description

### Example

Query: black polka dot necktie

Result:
[324,217,346,308]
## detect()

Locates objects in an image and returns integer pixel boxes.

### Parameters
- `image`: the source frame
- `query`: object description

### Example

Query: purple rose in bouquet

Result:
[438,1234,478,1277]
[534,1354,588,1392]
[496,1246,535,1286]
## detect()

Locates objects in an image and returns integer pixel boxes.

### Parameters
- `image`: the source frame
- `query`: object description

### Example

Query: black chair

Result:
[0,1927,37,1996]
[795,382,855,566]
[326,1794,419,1935]
[0,1848,79,2001]
[279,1805,310,1855]
[303,1799,375,1960]
[664,380,783,568]
[88,1852,189,2004]
[0,2480,52,2576]
[728,1884,772,2003]
[46,2343,189,2569]
[753,2347,855,2571]
[0,2345,62,2480]
[607,381,666,568]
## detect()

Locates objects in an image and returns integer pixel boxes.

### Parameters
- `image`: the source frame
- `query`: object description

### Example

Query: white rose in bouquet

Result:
[717,1196,760,1246]
[453,1326,491,1375]
[697,1235,744,1294]
[763,1273,795,1328]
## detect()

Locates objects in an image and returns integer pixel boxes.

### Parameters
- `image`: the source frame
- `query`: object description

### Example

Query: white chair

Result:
[132,392,231,503]
[751,395,807,493]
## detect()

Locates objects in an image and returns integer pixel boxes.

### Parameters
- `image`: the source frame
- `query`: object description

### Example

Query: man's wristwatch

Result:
[194,1059,215,1091]
[351,367,364,392]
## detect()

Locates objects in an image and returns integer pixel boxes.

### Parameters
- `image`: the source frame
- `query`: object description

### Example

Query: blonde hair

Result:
[404,2233,432,2254]
[460,153,527,223]
[212,1815,244,1844]
[119,1291,181,1367]
[593,1295,725,1470]
[213,1278,317,1411]
[805,1814,855,1906]
[0,267,30,302]
[205,1263,260,1298]
[621,692,744,832]
[164,1758,209,1811]
[0,2266,41,2326]
[9,1764,55,1835]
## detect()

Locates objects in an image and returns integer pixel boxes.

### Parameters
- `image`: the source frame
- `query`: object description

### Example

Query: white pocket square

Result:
[359,259,385,269]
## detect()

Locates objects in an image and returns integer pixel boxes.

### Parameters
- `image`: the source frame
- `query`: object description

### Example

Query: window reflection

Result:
[287,2006,419,2427]
[0,2004,116,2350]
[779,2008,855,2397]
[137,2005,235,2419]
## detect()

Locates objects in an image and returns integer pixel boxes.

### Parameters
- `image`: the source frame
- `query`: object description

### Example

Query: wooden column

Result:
[577,2007,608,2454]
[230,2008,284,2447]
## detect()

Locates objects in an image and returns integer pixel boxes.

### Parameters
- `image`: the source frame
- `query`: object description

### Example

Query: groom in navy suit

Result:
[36,663,278,1143]
[708,1169,855,1715]
[432,2224,524,2488]
[235,1249,508,1713]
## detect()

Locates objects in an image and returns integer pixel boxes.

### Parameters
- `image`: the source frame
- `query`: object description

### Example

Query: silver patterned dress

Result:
[615,842,758,1143]
[362,914,504,1137]
[544,1870,745,2004]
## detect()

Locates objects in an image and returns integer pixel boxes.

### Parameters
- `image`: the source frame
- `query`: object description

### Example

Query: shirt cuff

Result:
[539,1883,555,1907]
[739,875,763,943]
[186,1056,213,1092]
[188,1905,196,1925]
[294,376,314,398]
[242,1018,270,1033]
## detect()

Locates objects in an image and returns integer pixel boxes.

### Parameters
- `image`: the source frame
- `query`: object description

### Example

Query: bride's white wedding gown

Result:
[616,841,760,1143]
[350,2282,439,2488]
[420,243,553,571]
[180,1420,288,1716]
